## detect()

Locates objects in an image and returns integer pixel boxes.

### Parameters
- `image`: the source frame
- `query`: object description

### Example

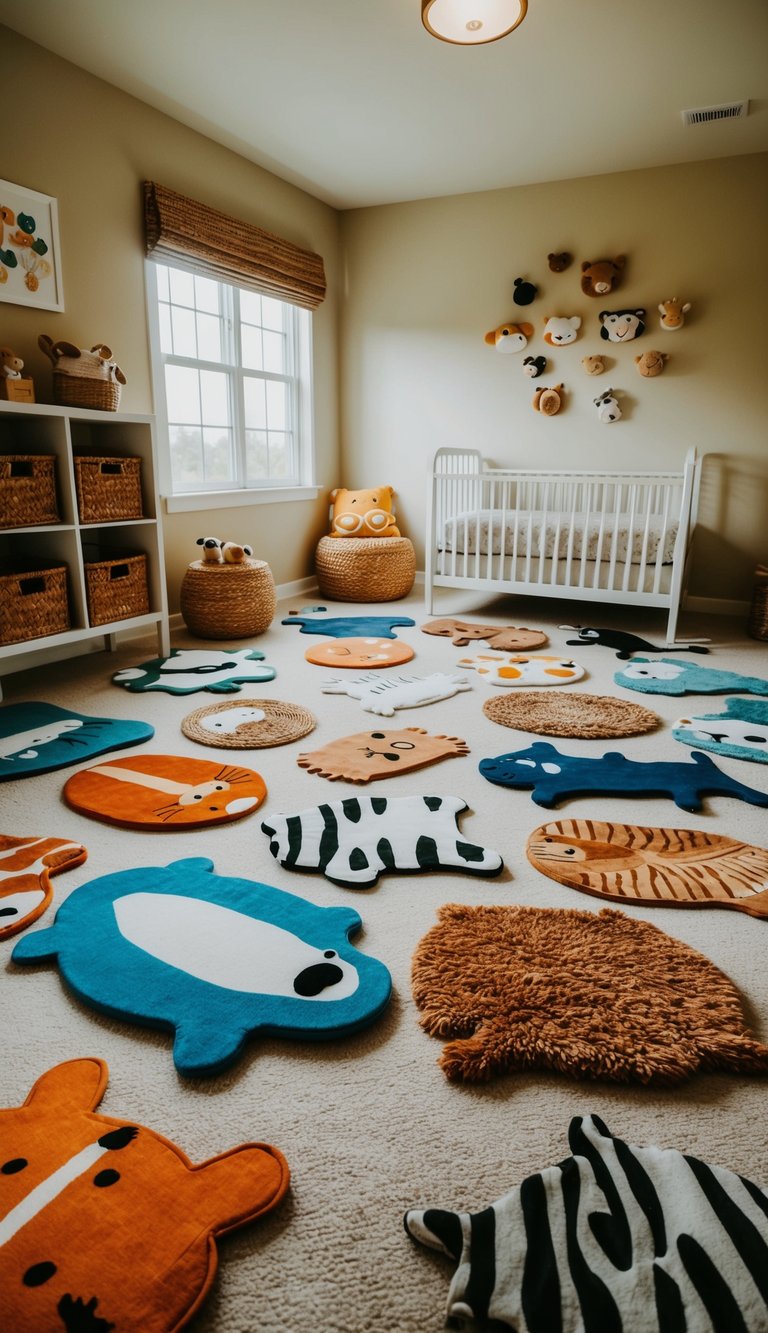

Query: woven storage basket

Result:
[0,563,69,645]
[315,536,416,602]
[180,559,276,639]
[748,565,768,641]
[53,372,121,412]
[74,455,143,523]
[84,552,149,626]
[0,455,59,528]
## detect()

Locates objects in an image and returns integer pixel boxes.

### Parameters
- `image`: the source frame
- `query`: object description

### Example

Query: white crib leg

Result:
[666,599,679,644]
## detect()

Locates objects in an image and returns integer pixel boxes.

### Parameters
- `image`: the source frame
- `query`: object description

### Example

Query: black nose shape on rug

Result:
[293,962,344,996]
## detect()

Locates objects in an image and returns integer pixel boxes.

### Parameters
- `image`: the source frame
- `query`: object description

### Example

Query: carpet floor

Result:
[2,586,767,1332]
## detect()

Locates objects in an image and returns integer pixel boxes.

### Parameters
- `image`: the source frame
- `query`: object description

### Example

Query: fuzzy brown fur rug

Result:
[411,903,768,1084]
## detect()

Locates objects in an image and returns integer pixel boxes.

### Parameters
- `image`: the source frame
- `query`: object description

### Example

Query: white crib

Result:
[425,447,700,642]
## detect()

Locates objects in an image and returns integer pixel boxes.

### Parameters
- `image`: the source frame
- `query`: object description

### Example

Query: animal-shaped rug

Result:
[261,795,502,889]
[297,727,469,784]
[673,698,768,765]
[282,614,415,638]
[411,902,768,1083]
[0,835,87,941]
[561,624,709,658]
[304,637,414,668]
[0,703,153,781]
[0,1058,289,1331]
[421,619,549,651]
[12,858,392,1076]
[458,653,586,687]
[112,647,276,694]
[526,819,768,918]
[63,756,267,829]
[615,657,768,697]
[322,672,471,716]
[482,690,660,738]
[404,1113,768,1333]
[181,698,316,749]
[478,741,768,813]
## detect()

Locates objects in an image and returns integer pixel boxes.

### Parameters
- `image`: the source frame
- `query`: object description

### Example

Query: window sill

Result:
[164,485,322,514]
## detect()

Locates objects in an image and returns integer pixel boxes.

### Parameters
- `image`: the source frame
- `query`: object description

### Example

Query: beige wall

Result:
[340,155,768,601]
[1,27,341,606]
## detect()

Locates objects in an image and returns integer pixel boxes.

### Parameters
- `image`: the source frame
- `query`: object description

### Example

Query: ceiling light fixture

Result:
[422,0,528,45]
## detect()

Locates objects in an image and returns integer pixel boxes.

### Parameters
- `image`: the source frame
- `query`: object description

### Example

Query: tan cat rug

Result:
[297,727,469,783]
[483,690,660,738]
[411,903,768,1083]
[526,820,768,918]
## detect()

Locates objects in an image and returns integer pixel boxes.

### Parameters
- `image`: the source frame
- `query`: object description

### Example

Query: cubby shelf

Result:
[0,400,170,698]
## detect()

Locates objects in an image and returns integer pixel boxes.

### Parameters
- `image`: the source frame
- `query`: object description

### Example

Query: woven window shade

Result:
[143,181,326,311]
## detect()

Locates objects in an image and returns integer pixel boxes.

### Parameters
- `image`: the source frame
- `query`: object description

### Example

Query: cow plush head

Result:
[593,388,622,423]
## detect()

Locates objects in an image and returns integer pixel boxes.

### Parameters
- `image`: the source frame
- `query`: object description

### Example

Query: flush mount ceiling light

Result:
[422,0,528,45]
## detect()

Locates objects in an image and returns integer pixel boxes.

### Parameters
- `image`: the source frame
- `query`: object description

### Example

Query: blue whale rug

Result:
[0,703,153,781]
[615,658,768,697]
[478,741,768,813]
[12,857,392,1076]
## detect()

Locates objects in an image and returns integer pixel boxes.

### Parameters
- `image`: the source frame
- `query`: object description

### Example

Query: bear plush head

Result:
[329,487,401,538]
[580,256,626,297]
[581,355,606,376]
[635,349,667,377]
[547,251,572,272]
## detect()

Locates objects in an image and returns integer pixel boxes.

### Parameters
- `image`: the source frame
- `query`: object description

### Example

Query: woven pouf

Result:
[315,536,416,602]
[180,559,276,639]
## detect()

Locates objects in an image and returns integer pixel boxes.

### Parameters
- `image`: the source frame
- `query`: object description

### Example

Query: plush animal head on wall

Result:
[512,278,537,306]
[532,384,564,416]
[598,309,646,343]
[547,252,572,272]
[38,335,127,384]
[581,355,606,376]
[522,355,547,379]
[658,298,691,331]
[593,388,622,422]
[329,487,401,538]
[484,322,534,353]
[580,256,626,297]
[635,349,667,377]
[543,316,581,346]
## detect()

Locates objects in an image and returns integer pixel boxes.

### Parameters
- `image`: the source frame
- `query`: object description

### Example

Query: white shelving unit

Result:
[0,400,170,698]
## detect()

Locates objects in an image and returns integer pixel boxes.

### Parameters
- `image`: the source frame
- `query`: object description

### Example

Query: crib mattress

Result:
[439,510,678,565]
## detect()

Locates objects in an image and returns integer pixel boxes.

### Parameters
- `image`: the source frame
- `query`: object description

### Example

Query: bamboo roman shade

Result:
[143,181,326,311]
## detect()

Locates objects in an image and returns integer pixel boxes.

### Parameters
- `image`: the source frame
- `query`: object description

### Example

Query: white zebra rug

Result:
[405,1112,768,1332]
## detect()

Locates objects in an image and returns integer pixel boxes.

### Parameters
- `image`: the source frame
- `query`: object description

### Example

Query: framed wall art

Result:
[0,179,64,312]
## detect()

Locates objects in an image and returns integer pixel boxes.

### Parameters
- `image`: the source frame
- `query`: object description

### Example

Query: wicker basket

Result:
[0,455,59,528]
[747,565,768,641]
[74,456,143,523]
[315,536,416,602]
[180,559,276,639]
[0,563,70,645]
[53,371,121,412]
[84,552,149,626]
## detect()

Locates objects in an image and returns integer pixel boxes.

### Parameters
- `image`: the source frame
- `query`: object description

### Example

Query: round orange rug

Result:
[304,637,414,668]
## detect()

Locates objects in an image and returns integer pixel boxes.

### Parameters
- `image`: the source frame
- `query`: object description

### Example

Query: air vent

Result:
[681,100,749,126]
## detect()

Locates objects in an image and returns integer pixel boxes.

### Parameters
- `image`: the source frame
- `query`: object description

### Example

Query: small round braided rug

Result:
[483,690,660,738]
[181,698,317,749]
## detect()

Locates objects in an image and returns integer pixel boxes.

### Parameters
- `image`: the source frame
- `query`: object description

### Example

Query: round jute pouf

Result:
[180,559,276,639]
[315,536,416,602]
[483,690,661,739]
[181,698,317,749]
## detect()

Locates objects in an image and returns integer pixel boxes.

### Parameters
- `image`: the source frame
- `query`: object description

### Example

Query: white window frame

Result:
[145,260,320,512]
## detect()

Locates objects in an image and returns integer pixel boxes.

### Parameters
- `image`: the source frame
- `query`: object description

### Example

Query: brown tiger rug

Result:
[411,903,768,1084]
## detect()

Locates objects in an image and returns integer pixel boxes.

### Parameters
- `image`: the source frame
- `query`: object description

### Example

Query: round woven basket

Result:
[180,558,276,639]
[315,536,416,602]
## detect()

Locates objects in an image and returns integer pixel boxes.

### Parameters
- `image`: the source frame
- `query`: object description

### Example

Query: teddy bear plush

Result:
[635,349,667,377]
[580,256,626,297]
[547,252,572,272]
[581,355,606,376]
[329,487,401,538]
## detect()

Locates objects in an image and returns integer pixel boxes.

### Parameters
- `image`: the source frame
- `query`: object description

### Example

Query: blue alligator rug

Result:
[561,625,709,659]
[673,697,768,765]
[0,703,153,781]
[112,648,276,694]
[282,614,415,638]
[478,740,768,813]
[615,657,768,697]
[12,858,392,1077]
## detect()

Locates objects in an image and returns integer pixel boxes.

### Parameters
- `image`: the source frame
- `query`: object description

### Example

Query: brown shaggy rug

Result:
[482,689,660,738]
[411,903,768,1084]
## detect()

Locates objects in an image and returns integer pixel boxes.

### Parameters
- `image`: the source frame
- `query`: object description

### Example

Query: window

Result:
[146,260,315,507]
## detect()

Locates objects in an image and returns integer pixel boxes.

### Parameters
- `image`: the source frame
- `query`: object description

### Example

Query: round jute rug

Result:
[482,690,660,738]
[181,698,317,749]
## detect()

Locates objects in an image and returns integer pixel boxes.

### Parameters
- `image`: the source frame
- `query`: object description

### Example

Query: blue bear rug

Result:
[12,858,392,1076]
[0,702,153,781]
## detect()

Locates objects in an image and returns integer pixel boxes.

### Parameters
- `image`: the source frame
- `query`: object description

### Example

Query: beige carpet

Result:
[2,587,768,1332]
